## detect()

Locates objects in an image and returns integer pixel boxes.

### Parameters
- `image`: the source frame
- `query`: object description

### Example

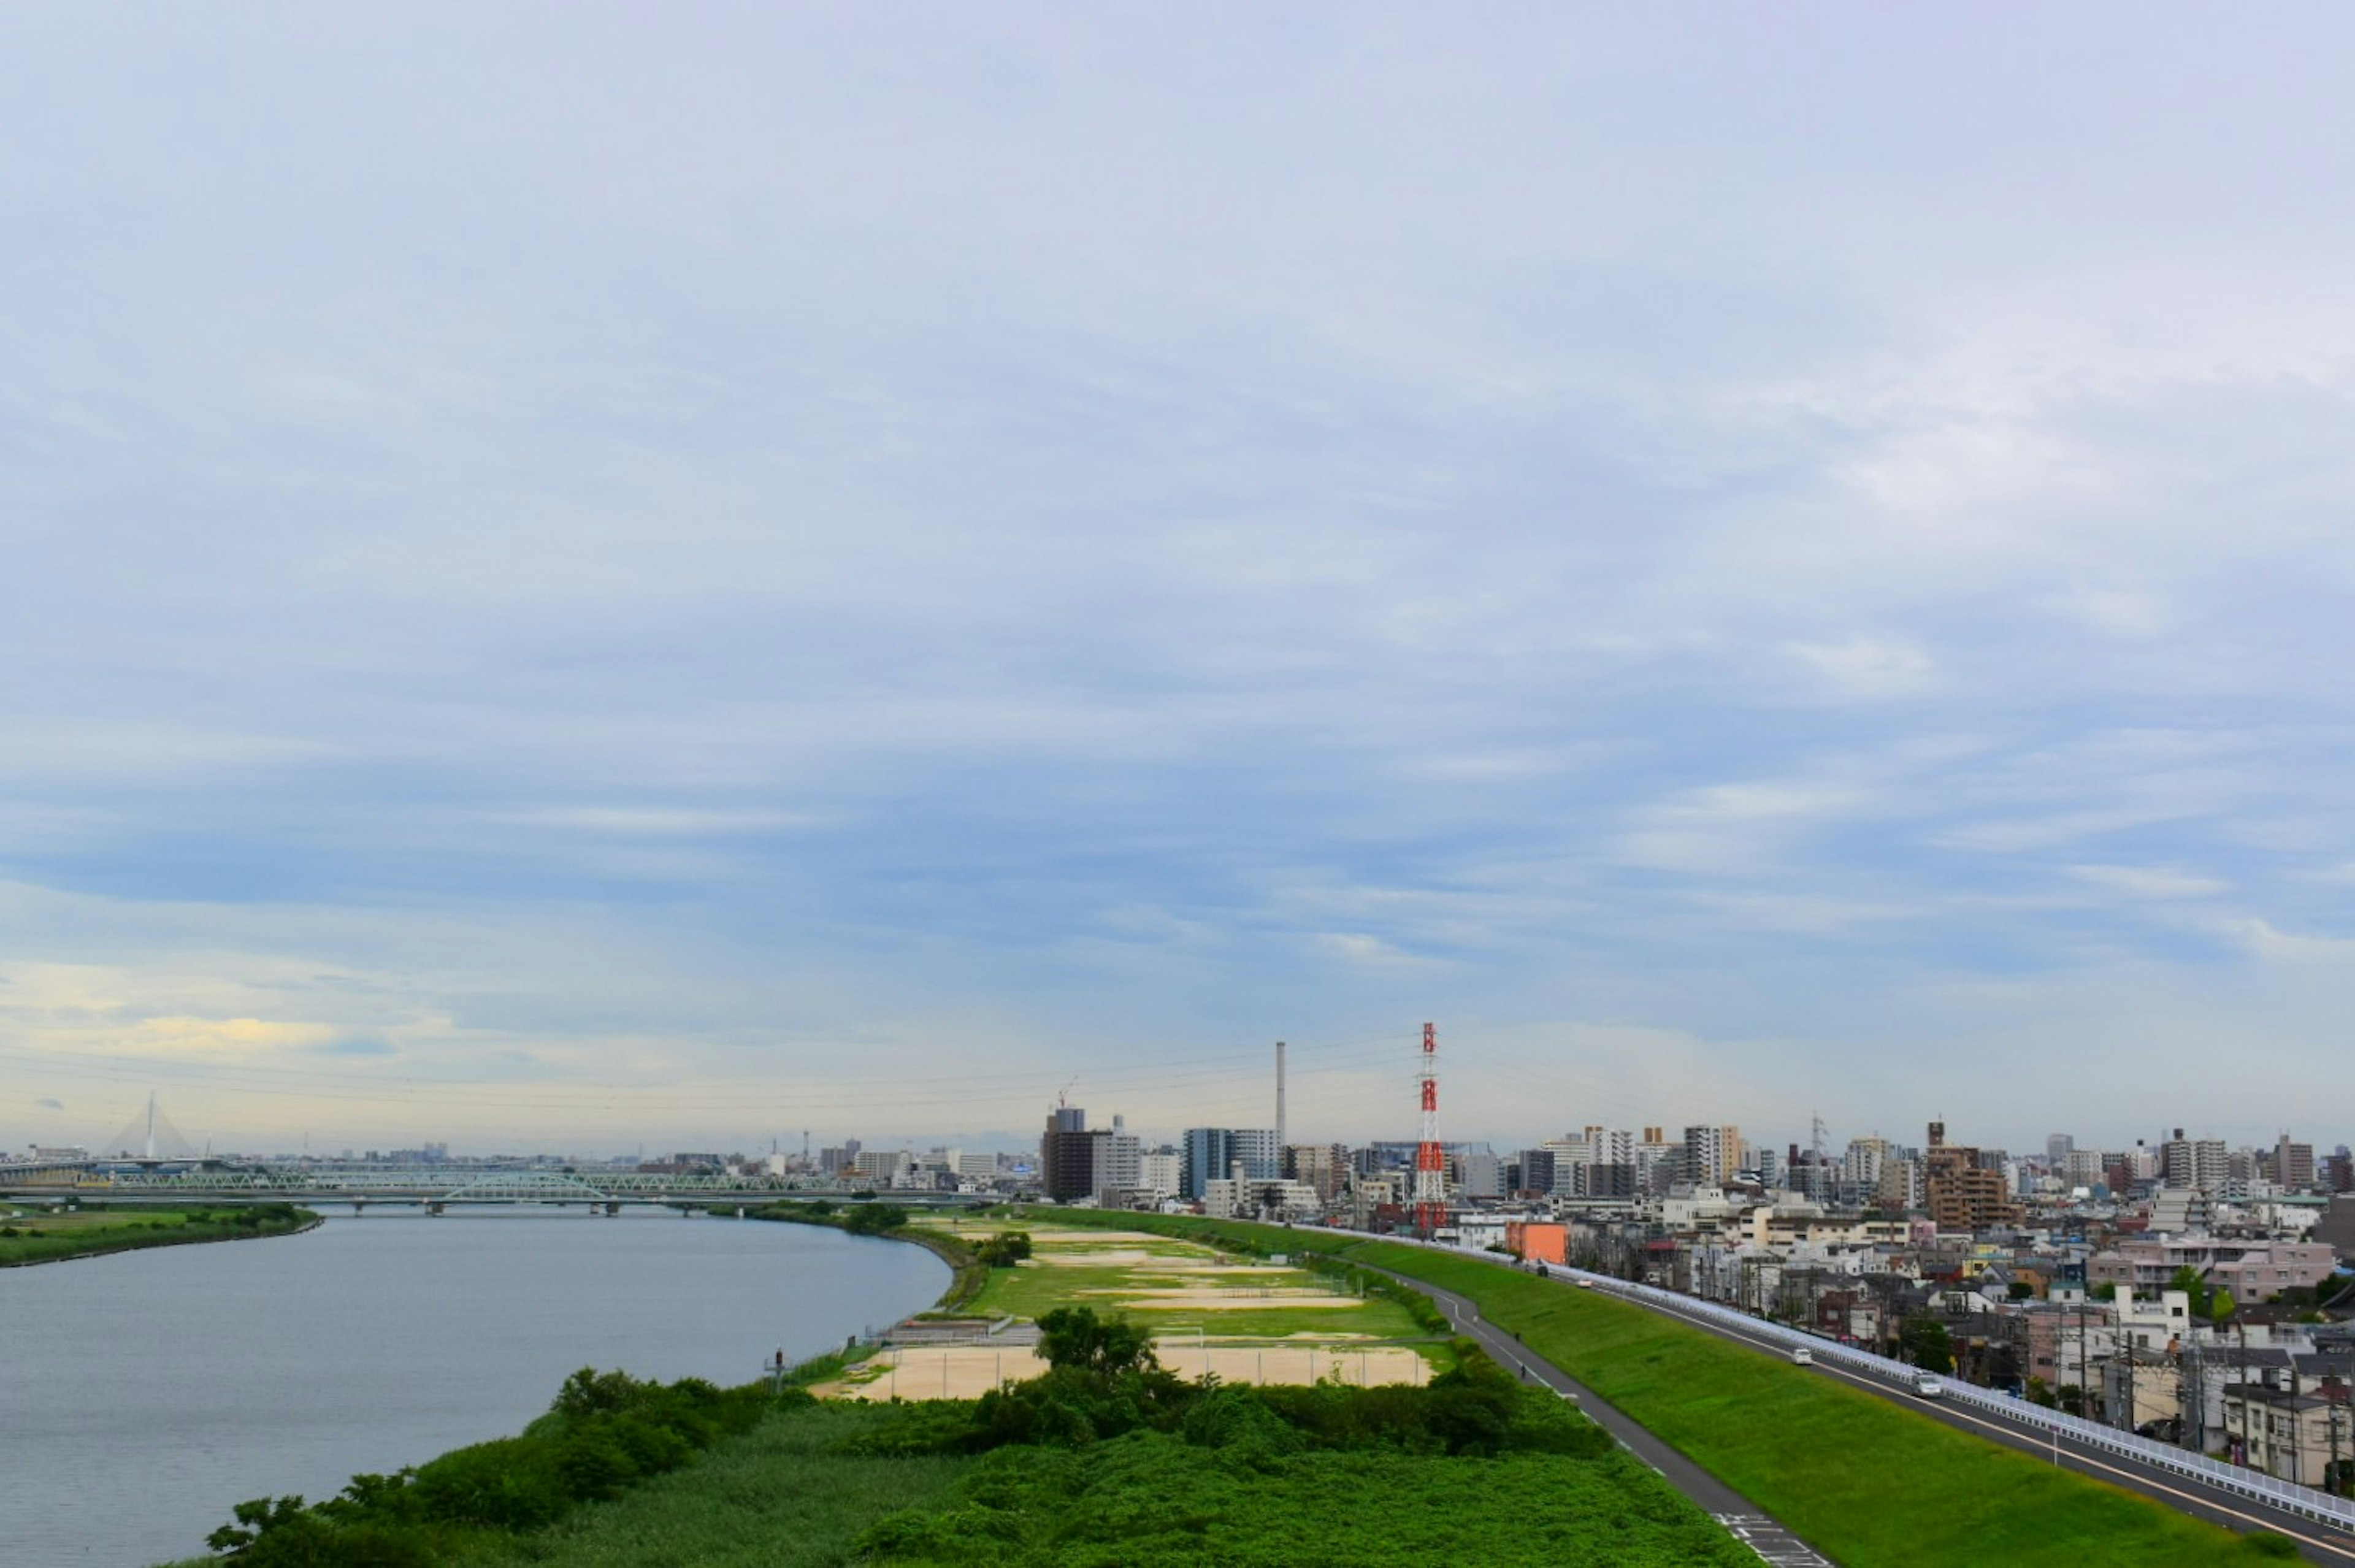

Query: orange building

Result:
[1504,1220,1568,1265]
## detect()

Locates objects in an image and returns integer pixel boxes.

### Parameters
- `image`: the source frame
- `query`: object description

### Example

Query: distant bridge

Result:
[0,1160,987,1212]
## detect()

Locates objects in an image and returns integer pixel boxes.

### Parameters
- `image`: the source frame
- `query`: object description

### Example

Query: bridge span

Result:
[0,1161,987,1213]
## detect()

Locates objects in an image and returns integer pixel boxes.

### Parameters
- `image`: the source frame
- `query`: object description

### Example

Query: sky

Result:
[4,5,2354,1160]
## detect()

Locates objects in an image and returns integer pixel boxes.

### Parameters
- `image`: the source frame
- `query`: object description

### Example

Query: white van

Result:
[1788,1346,1813,1366]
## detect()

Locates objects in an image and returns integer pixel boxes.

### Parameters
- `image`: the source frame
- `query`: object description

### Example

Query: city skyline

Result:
[9,7,2355,1152]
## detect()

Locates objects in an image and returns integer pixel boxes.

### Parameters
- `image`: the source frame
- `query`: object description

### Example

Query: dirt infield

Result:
[1081,1286,1366,1310]
[818,1340,1428,1401]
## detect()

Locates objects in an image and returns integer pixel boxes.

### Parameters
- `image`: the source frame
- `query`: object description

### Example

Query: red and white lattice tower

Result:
[1413,1022,1445,1236]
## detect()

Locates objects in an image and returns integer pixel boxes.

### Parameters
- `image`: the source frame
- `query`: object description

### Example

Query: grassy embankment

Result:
[0,1202,315,1268]
[1024,1207,2304,1568]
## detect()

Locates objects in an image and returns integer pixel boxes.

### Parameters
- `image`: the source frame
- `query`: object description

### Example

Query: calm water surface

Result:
[0,1208,946,1566]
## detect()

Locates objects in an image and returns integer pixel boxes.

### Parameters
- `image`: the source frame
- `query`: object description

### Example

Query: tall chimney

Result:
[1276,1041,1287,1153]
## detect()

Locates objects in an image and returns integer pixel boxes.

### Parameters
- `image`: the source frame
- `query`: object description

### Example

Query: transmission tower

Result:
[1414,1023,1445,1237]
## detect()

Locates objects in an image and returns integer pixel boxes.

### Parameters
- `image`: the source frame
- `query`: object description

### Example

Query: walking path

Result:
[1392,1269,1837,1568]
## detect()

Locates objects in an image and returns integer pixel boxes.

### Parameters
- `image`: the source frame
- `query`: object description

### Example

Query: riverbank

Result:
[143,1208,1759,1567]
[0,1201,317,1268]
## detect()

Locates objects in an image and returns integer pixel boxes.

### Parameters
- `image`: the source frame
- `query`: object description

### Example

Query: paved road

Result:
[1572,1274,2355,1567]
[1384,1268,1836,1567]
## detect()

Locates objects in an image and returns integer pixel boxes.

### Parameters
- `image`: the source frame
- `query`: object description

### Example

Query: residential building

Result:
[1138,1149,1183,1196]
[1090,1117,1143,1203]
[2088,1237,2340,1297]
[1285,1143,1349,1199]
[2146,1189,2213,1233]
[1924,1122,2021,1230]
[1204,1176,1321,1222]
[1040,1107,1095,1201]
[1181,1128,1235,1201]
[2272,1134,2318,1191]
[1232,1128,1282,1182]
[1451,1148,1503,1199]
[2221,1382,2351,1488]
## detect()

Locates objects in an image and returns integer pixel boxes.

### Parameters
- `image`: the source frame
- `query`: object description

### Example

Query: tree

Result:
[1899,1315,1955,1374]
[976,1231,1032,1268]
[840,1203,909,1235]
[1036,1307,1159,1377]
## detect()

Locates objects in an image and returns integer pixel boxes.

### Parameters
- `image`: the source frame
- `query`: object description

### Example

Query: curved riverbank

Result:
[745,1199,988,1314]
[0,1201,318,1269]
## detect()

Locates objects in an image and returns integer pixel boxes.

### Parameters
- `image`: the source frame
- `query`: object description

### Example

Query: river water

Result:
[0,1207,948,1566]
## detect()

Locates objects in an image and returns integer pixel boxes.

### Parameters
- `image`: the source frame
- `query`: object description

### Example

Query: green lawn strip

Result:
[443,1404,971,1568]
[1020,1211,2280,1568]
[0,1204,316,1268]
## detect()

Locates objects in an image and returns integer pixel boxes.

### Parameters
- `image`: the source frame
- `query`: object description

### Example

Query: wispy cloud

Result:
[2,9,2353,1149]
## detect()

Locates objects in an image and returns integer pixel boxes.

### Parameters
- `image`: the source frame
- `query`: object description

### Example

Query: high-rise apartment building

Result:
[1040,1107,1095,1201]
[1090,1117,1143,1201]
[1286,1143,1350,1200]
[1924,1120,2020,1230]
[1181,1127,1235,1201]
[1139,1149,1183,1196]
[1680,1125,1739,1187]
[1232,1128,1282,1182]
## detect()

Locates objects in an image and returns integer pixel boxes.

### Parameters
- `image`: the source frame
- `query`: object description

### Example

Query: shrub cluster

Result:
[975,1229,1032,1268]
[204,1369,774,1564]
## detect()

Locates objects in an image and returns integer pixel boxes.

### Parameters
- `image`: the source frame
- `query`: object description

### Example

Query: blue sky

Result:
[4,5,2354,1158]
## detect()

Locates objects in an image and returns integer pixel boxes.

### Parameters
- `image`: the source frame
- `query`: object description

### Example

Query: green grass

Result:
[853,1426,1755,1567]
[954,1225,1430,1347]
[1020,1210,2292,1568]
[0,1204,315,1268]
[442,1404,971,1568]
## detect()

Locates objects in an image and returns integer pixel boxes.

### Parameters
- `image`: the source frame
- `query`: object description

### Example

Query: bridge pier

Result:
[427,1201,445,1215]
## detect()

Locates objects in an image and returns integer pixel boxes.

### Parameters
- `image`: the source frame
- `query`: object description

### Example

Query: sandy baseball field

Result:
[819,1340,1427,1401]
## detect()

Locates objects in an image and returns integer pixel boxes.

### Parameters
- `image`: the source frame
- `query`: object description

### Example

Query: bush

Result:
[976,1230,1033,1268]
[410,1437,567,1529]
[841,1203,909,1235]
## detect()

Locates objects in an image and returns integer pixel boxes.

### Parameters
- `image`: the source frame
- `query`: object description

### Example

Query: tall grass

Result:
[445,1404,968,1568]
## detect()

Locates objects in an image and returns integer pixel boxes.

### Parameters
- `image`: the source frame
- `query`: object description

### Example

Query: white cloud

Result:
[1785,637,1936,698]
[2066,864,2226,900]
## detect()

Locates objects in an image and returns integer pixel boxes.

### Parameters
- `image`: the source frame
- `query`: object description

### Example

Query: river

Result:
[0,1207,948,1566]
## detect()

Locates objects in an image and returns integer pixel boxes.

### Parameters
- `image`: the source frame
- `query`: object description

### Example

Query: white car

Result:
[1788,1347,1813,1366]
[1911,1374,1945,1398]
